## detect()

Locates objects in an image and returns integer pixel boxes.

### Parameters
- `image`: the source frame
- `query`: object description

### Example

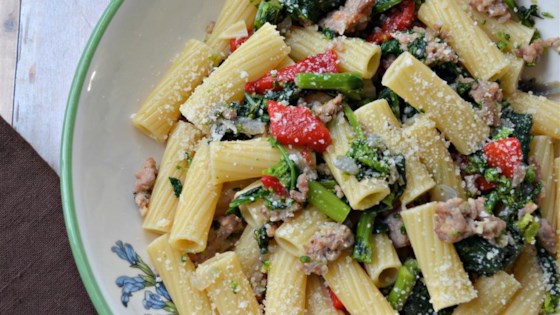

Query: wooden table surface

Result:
[0,1,111,174]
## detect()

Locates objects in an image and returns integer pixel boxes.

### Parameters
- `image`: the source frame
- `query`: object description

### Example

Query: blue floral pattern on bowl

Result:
[111,241,177,313]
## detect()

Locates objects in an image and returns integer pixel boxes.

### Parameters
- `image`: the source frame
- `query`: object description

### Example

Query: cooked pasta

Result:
[128,1,560,314]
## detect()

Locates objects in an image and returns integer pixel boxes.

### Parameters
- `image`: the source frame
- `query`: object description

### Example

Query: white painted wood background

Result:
[0,0,110,173]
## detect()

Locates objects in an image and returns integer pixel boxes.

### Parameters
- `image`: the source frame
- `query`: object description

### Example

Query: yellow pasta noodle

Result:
[507,91,560,139]
[355,100,436,205]
[530,136,557,229]
[285,26,381,79]
[418,0,509,80]
[324,254,396,315]
[453,271,520,315]
[181,23,289,131]
[147,234,214,314]
[323,114,390,210]
[400,202,477,311]
[274,207,331,257]
[169,143,223,252]
[205,0,262,57]
[193,251,261,315]
[132,40,216,142]
[143,122,203,233]
[210,138,282,184]
[499,246,545,315]
[305,275,344,315]
[500,54,525,96]
[364,233,402,288]
[382,52,490,155]
[265,247,307,315]
[456,0,534,52]
[234,225,261,277]
[403,116,466,199]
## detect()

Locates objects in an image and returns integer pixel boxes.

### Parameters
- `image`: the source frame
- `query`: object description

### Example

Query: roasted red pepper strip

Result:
[267,101,332,153]
[261,175,288,197]
[483,137,523,179]
[328,287,346,311]
[476,176,497,192]
[229,29,253,52]
[245,50,339,94]
[367,0,415,44]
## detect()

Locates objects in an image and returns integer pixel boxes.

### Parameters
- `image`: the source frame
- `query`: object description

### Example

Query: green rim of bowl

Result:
[60,1,124,314]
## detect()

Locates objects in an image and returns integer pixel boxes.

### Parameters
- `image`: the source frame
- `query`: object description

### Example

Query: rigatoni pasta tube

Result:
[403,116,466,199]
[364,233,402,288]
[382,52,489,154]
[169,143,223,252]
[265,247,307,315]
[323,254,396,315]
[418,0,509,80]
[205,0,261,57]
[193,251,261,315]
[555,158,560,259]
[499,246,545,315]
[210,138,282,184]
[323,114,390,210]
[355,100,436,205]
[234,225,261,278]
[453,271,520,315]
[143,122,203,233]
[146,234,213,314]
[400,202,477,310]
[456,0,534,52]
[132,40,216,142]
[500,54,525,96]
[507,91,560,139]
[285,26,381,79]
[181,23,289,131]
[530,136,556,229]
[274,207,331,257]
[305,275,344,315]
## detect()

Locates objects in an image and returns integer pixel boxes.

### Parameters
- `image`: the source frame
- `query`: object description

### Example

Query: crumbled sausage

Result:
[290,174,309,203]
[515,37,560,65]
[312,94,344,124]
[319,0,376,35]
[435,197,507,244]
[384,213,410,248]
[538,218,557,254]
[190,215,245,264]
[133,157,158,216]
[468,0,511,23]
[468,79,503,127]
[302,222,354,275]
[392,27,459,66]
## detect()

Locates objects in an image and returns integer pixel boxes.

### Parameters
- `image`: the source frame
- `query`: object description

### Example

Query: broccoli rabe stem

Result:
[351,211,377,263]
[294,73,363,95]
[307,180,351,223]
[268,138,297,191]
[342,104,365,139]
[388,259,420,311]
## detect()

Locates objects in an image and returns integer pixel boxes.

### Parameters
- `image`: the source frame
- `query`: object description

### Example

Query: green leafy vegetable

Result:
[380,39,403,57]
[408,36,427,60]
[504,0,543,27]
[227,186,270,216]
[372,0,403,14]
[266,138,298,191]
[322,28,337,40]
[501,107,533,162]
[377,88,419,122]
[255,225,271,254]
[352,211,377,263]
[280,0,344,24]
[402,279,456,315]
[168,177,183,197]
[454,230,523,276]
[255,0,284,30]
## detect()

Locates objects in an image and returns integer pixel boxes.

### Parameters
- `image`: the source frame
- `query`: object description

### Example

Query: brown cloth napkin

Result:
[0,117,96,314]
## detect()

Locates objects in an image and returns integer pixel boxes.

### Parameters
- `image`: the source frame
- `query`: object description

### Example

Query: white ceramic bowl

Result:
[61,1,560,314]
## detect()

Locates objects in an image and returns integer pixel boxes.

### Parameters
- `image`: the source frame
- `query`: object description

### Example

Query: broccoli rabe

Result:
[255,0,284,30]
[380,39,403,57]
[372,0,403,14]
[377,88,420,123]
[455,229,523,276]
[280,0,344,24]
[401,279,455,315]
[352,211,377,263]
[254,225,271,254]
[503,0,543,27]
[500,107,533,162]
